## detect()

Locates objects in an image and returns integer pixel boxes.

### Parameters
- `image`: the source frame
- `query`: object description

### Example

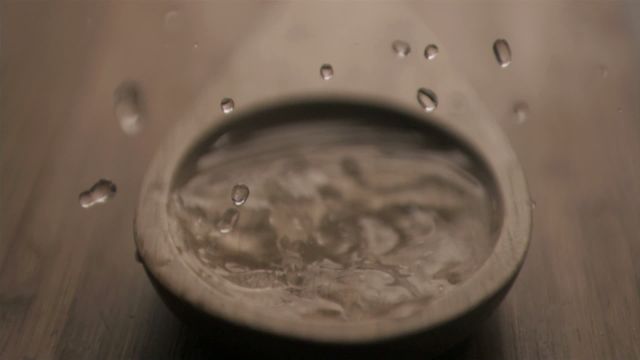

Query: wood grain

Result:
[1,2,639,359]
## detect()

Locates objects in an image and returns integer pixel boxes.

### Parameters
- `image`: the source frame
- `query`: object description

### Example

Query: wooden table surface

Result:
[1,2,639,359]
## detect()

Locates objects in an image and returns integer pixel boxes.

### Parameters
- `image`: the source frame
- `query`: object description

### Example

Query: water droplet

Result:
[164,10,180,32]
[424,44,439,60]
[599,65,609,78]
[217,208,239,233]
[493,39,512,68]
[231,184,250,206]
[437,284,445,292]
[79,179,117,208]
[530,200,537,210]
[417,88,438,112]
[617,107,623,113]
[220,98,235,114]
[193,43,199,50]
[114,81,143,136]
[392,40,411,57]
[513,102,529,124]
[320,64,334,80]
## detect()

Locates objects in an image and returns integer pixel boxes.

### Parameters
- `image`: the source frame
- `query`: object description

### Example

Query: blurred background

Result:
[1,1,639,359]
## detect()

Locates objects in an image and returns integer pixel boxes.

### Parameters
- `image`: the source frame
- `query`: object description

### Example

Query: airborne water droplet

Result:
[392,40,411,57]
[220,98,235,114]
[599,65,609,79]
[320,64,334,80]
[217,208,239,233]
[114,81,143,136]
[424,44,439,60]
[164,10,180,32]
[79,179,117,208]
[493,39,512,68]
[417,88,438,112]
[513,102,529,124]
[231,184,250,206]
